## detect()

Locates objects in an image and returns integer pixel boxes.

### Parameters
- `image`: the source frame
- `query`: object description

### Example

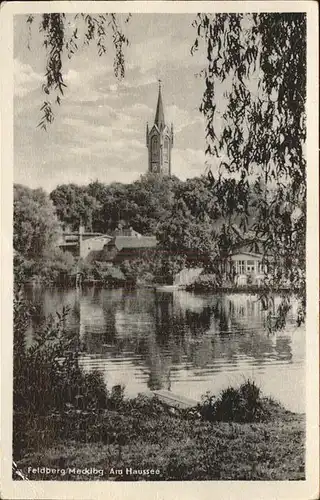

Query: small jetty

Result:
[154,267,204,293]
[154,285,181,292]
[152,389,199,410]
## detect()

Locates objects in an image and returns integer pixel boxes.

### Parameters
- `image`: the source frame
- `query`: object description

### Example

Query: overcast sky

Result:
[13,13,217,193]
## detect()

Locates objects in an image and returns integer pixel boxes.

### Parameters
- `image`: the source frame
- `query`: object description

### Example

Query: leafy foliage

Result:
[14,184,61,258]
[120,248,186,285]
[50,183,101,231]
[14,184,75,284]
[51,175,181,235]
[199,379,279,423]
[13,291,123,458]
[192,13,306,320]
[192,13,305,178]
[26,14,130,129]
[54,177,237,282]
[50,175,224,268]
[156,177,223,266]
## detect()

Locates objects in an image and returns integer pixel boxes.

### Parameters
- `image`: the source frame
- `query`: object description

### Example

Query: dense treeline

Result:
[15,174,245,284]
[14,172,302,292]
[49,173,253,259]
[11,174,242,286]
[50,173,187,234]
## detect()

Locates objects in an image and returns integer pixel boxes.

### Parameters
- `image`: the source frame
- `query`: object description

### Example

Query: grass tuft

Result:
[199,379,280,423]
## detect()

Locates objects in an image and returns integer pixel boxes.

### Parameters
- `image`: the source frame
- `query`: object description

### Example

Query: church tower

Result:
[146,81,173,176]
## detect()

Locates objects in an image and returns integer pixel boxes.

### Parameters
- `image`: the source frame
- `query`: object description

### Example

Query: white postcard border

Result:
[1,2,319,499]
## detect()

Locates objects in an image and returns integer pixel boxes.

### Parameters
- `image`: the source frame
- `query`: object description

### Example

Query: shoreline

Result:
[13,390,305,482]
[14,413,305,482]
[23,279,297,295]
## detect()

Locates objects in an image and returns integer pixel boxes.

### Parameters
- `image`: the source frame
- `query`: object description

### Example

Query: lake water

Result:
[25,286,305,413]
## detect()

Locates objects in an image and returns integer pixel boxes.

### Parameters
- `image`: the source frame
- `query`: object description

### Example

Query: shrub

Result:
[14,248,75,285]
[13,291,109,458]
[13,252,36,285]
[186,273,221,292]
[199,380,270,423]
[107,384,125,410]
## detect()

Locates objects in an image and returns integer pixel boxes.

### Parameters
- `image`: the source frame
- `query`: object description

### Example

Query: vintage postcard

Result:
[1,1,319,499]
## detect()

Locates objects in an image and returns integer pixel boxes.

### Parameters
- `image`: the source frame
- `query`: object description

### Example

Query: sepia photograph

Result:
[1,1,319,499]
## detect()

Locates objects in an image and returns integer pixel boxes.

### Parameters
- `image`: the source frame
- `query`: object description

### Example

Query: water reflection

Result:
[24,286,305,412]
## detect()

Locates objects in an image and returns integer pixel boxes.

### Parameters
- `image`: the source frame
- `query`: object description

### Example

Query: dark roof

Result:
[63,232,104,237]
[154,84,165,130]
[111,236,157,251]
[82,234,112,241]
[231,242,263,256]
[113,226,141,237]
[230,242,275,260]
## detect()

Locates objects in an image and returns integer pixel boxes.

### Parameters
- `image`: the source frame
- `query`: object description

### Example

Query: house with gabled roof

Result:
[99,226,158,265]
[225,241,271,286]
[57,224,113,259]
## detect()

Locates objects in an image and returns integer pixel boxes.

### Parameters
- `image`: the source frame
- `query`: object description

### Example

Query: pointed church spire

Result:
[154,80,165,130]
[146,81,173,176]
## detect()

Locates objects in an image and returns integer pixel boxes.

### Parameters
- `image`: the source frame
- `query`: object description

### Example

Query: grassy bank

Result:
[14,391,305,481]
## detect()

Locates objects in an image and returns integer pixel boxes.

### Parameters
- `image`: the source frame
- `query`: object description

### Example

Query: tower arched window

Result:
[151,136,158,159]
[163,137,169,162]
[151,136,159,160]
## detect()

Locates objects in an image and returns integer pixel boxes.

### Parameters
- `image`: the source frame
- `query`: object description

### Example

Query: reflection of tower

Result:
[146,343,173,392]
[146,81,174,176]
[76,288,85,339]
[78,290,111,352]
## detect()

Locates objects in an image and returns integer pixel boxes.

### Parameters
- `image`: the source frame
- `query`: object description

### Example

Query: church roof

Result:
[154,82,165,130]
